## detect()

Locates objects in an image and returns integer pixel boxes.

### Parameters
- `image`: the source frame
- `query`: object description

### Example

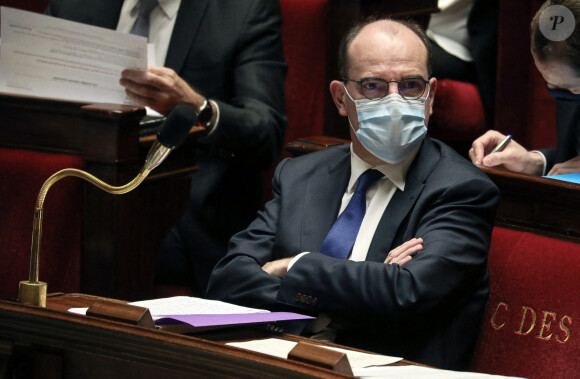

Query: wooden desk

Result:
[0,294,416,378]
[0,94,200,300]
[480,166,580,241]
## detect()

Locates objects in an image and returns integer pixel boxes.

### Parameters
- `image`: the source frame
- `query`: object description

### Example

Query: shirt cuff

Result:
[531,150,547,175]
[205,99,220,136]
[288,252,309,271]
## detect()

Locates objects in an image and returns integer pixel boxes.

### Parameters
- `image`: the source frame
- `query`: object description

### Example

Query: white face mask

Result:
[344,84,428,164]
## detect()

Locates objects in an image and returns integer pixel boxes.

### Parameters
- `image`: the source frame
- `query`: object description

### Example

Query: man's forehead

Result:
[353,20,424,47]
[348,23,428,76]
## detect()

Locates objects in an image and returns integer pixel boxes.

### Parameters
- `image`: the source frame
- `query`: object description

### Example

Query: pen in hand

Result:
[490,134,512,154]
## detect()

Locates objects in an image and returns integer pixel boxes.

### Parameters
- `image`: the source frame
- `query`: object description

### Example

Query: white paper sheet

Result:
[0,6,147,105]
[129,296,270,316]
[68,296,270,318]
[226,338,403,369]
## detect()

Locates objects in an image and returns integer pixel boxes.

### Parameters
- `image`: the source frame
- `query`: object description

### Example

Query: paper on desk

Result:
[544,172,580,184]
[226,338,402,369]
[69,296,270,318]
[132,296,312,327]
[353,365,525,378]
[0,6,147,105]
[130,296,271,317]
[155,312,313,328]
[69,296,313,327]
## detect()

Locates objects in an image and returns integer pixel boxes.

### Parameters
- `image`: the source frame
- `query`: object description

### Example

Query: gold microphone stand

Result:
[18,140,171,307]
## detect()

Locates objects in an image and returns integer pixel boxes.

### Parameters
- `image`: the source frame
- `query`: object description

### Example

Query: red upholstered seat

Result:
[428,79,487,146]
[494,0,556,150]
[262,0,328,204]
[280,0,327,144]
[0,148,83,300]
[470,227,580,379]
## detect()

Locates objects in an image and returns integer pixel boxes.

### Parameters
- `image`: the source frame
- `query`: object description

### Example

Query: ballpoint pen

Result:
[491,134,512,153]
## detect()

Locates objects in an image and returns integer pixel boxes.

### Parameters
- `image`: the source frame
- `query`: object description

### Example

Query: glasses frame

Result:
[342,77,429,100]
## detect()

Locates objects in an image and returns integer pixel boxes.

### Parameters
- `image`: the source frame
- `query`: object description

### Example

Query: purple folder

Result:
[155,312,314,328]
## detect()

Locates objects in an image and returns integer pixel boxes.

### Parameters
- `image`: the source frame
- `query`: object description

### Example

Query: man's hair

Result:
[337,17,432,79]
[531,0,580,75]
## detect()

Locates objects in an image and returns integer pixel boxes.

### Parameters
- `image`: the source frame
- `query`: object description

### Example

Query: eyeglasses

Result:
[343,77,429,100]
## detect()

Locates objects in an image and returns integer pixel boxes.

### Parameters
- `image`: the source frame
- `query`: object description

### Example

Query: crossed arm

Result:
[262,237,423,278]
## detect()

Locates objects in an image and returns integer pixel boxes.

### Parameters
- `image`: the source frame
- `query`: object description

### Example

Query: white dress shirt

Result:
[116,0,180,66]
[426,0,474,62]
[290,143,419,266]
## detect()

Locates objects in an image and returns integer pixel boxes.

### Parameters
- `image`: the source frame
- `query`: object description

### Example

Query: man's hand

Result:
[262,257,294,278]
[384,238,423,266]
[547,155,580,175]
[469,130,544,175]
[120,67,204,116]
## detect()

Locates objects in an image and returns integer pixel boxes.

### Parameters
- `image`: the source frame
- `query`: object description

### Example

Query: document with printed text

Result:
[0,6,147,105]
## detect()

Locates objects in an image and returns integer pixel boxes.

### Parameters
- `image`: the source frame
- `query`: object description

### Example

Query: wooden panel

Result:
[480,166,580,241]
[0,295,385,378]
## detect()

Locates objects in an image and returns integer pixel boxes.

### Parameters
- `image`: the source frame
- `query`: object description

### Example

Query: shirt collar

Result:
[348,143,420,192]
[130,0,180,19]
[157,0,180,19]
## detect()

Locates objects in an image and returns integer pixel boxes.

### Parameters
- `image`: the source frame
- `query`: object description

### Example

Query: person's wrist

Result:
[527,151,545,176]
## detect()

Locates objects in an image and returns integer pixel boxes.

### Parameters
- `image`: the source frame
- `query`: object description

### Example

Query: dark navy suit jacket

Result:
[208,138,500,370]
[541,102,580,172]
[46,0,287,294]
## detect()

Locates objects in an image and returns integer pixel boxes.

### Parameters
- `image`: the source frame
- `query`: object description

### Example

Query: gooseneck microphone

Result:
[18,104,198,307]
[144,104,199,171]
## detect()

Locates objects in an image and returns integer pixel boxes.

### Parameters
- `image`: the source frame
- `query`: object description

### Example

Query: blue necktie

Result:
[320,169,384,259]
[130,0,158,39]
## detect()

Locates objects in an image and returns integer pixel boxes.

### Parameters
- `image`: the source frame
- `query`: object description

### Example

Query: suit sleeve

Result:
[277,174,499,324]
[200,0,287,168]
[539,147,557,173]
[207,158,290,311]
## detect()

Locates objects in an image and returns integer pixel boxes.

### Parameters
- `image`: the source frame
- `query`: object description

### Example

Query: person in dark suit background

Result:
[470,0,580,176]
[45,0,287,296]
[207,17,500,370]
[427,0,499,123]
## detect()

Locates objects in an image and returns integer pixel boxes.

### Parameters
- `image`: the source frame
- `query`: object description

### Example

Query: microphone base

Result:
[19,281,47,307]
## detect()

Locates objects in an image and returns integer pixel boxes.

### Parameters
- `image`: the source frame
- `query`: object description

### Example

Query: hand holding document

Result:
[0,6,147,105]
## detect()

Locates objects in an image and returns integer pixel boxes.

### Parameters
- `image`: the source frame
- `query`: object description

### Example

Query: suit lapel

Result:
[366,139,439,262]
[164,0,208,70]
[74,0,124,30]
[100,0,125,29]
[301,146,351,251]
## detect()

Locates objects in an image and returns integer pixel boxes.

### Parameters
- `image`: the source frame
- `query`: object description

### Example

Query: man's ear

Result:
[330,80,349,117]
[427,77,437,116]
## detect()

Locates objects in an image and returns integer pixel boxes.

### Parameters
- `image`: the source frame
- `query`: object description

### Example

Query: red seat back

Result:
[428,79,487,153]
[494,0,557,150]
[470,227,580,379]
[262,0,328,204]
[0,148,83,300]
[280,0,328,144]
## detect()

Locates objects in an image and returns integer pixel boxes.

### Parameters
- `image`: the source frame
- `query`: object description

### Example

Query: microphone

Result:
[144,104,198,171]
[18,104,198,307]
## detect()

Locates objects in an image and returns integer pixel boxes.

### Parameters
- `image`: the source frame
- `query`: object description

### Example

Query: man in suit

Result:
[45,0,287,296]
[207,18,500,370]
[469,0,580,176]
